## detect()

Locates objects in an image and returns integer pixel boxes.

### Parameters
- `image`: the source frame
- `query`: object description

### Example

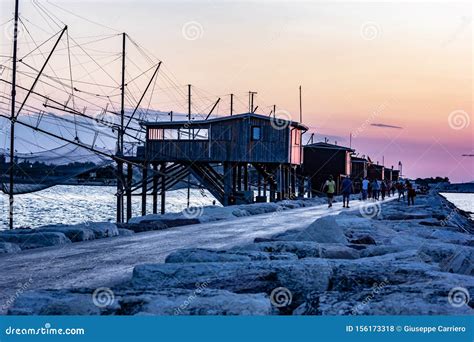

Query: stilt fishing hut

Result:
[392,169,400,182]
[350,155,369,193]
[302,142,354,196]
[384,167,393,182]
[368,163,385,181]
[121,113,307,221]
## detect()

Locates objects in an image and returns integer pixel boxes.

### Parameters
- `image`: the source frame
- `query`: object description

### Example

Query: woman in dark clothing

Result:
[406,180,416,205]
[381,180,387,200]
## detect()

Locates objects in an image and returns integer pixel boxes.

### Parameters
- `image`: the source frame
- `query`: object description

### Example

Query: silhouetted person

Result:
[323,175,336,208]
[340,176,354,208]
[381,180,387,200]
[406,180,416,206]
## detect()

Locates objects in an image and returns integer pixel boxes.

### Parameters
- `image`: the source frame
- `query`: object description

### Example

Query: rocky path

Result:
[4,192,473,315]
[0,197,382,314]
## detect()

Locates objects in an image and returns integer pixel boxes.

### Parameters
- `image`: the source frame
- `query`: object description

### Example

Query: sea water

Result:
[440,192,474,220]
[0,185,217,230]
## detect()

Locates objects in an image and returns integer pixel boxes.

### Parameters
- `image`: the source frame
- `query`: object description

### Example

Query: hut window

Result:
[193,128,209,140]
[164,129,179,140]
[251,126,261,141]
[178,128,191,140]
[148,128,163,140]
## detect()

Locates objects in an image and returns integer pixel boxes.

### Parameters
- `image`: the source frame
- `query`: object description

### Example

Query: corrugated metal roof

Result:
[140,112,308,130]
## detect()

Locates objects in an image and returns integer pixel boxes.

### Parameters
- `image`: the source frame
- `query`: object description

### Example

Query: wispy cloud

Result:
[370,123,403,129]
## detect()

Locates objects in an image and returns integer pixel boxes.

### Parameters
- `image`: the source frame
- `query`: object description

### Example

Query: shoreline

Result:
[2,189,473,315]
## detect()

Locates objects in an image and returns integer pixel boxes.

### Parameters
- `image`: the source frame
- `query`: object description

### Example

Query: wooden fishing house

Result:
[120,113,307,222]
[302,142,354,195]
[384,167,393,182]
[350,156,369,180]
[392,169,400,182]
[368,163,385,181]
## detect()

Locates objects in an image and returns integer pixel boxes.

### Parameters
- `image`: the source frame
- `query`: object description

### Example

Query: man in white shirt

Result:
[361,177,369,200]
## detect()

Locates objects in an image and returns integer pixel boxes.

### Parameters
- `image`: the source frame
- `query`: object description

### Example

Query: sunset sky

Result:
[0,0,472,182]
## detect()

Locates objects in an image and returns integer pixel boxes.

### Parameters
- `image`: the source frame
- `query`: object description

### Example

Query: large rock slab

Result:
[36,226,96,242]
[0,232,71,250]
[9,288,272,316]
[8,289,101,315]
[139,289,272,315]
[165,248,296,263]
[235,241,322,259]
[0,241,21,254]
[80,222,119,239]
[264,216,347,244]
[132,259,332,302]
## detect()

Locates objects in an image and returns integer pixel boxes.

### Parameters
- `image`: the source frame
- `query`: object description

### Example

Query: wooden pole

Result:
[187,85,191,207]
[116,33,126,223]
[126,163,132,222]
[152,163,158,214]
[299,85,302,123]
[230,93,233,116]
[8,0,19,229]
[160,162,166,214]
[141,163,148,216]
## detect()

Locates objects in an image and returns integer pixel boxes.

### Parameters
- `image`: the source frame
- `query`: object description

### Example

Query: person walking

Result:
[391,182,396,196]
[340,176,354,208]
[397,181,405,201]
[361,177,369,201]
[387,180,392,197]
[323,175,336,208]
[381,180,387,200]
[406,180,416,206]
[371,179,379,201]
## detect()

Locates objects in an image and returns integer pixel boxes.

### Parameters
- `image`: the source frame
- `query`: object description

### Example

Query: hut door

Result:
[290,129,301,165]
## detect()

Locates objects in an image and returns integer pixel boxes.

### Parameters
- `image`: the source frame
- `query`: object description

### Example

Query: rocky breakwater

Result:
[8,191,474,315]
[0,222,119,253]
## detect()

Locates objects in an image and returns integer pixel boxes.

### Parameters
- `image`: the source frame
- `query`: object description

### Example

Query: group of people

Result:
[322,175,417,208]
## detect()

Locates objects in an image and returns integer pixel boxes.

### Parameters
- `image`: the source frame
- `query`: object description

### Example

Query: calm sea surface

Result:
[440,192,474,220]
[0,185,216,230]
[1,188,471,230]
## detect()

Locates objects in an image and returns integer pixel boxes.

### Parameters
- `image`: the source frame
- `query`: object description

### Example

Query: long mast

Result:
[9,0,20,229]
